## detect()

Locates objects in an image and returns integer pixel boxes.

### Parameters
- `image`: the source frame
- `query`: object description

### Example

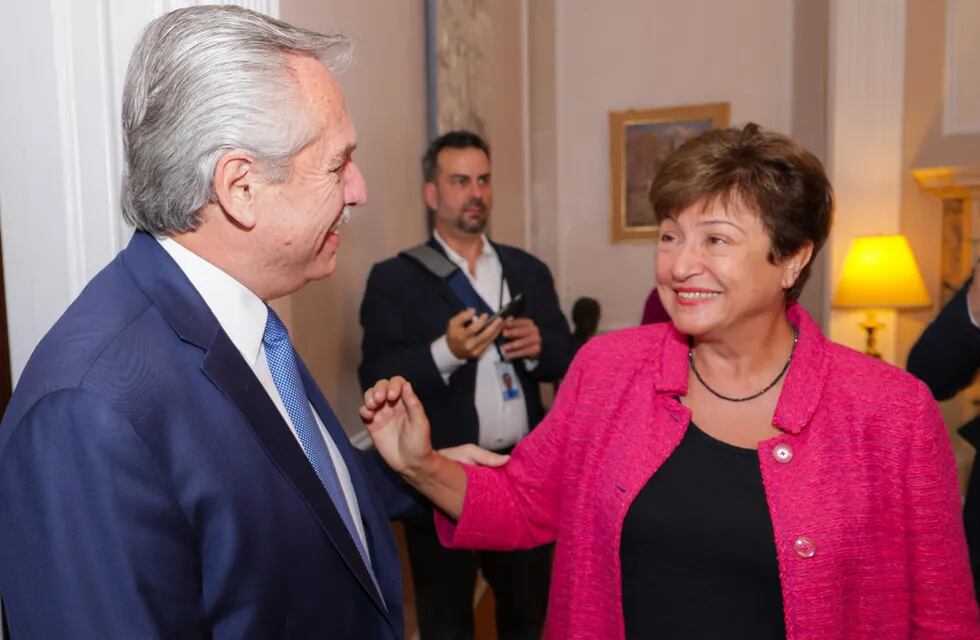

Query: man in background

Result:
[0,7,403,637]
[359,130,574,639]
[908,258,980,601]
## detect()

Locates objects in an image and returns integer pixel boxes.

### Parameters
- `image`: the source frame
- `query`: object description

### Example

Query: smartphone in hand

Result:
[465,293,526,329]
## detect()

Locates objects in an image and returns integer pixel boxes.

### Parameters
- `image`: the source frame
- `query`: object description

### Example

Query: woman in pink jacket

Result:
[361,124,980,639]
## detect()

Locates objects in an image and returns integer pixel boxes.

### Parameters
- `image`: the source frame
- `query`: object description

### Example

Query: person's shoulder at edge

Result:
[492,242,546,265]
[367,248,438,286]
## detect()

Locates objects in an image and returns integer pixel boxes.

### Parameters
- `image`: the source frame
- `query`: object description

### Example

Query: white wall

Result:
[0,0,137,383]
[551,0,794,331]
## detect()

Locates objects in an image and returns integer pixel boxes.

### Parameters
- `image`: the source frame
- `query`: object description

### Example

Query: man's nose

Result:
[345,161,367,206]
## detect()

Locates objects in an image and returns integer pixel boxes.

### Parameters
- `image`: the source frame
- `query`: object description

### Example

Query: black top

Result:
[620,422,785,639]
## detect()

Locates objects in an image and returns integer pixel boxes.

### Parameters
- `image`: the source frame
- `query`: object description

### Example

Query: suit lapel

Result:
[202,329,389,618]
[122,232,388,618]
[298,361,403,621]
[493,242,525,301]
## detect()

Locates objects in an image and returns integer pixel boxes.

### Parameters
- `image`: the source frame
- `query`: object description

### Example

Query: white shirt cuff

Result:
[431,335,466,383]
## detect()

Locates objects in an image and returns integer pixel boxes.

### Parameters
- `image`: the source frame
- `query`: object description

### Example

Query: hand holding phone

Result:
[446,310,503,360]
[464,294,526,329]
[501,314,542,360]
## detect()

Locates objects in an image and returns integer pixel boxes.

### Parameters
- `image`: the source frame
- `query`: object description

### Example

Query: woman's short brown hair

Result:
[649,123,833,301]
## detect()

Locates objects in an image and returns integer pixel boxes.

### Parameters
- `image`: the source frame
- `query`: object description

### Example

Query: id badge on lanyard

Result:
[493,272,523,402]
[494,361,523,401]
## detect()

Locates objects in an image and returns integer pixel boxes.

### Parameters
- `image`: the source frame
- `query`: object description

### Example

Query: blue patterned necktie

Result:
[262,308,382,597]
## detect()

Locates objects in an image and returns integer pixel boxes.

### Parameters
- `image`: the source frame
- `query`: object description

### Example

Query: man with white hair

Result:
[0,6,405,638]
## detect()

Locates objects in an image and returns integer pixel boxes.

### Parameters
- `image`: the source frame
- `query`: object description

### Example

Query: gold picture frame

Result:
[609,102,730,243]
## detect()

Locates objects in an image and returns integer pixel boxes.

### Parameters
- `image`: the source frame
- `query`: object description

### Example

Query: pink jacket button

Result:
[772,444,793,464]
[794,536,816,558]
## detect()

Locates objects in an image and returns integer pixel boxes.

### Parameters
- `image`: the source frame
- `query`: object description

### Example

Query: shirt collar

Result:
[157,237,267,366]
[432,229,496,268]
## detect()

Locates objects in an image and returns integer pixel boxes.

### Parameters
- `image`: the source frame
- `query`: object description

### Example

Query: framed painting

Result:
[609,102,730,243]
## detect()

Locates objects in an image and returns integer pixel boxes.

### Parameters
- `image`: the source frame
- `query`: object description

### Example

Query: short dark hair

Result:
[422,130,491,183]
[649,123,833,301]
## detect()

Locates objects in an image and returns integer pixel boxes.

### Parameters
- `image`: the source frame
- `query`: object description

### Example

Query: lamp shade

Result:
[832,234,932,309]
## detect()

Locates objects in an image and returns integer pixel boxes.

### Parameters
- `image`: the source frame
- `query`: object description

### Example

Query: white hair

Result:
[120,5,352,236]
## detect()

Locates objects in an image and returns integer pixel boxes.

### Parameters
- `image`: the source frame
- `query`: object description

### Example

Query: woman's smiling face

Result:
[656,196,807,340]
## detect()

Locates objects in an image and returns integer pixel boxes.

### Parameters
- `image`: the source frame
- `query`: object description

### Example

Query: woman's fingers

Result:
[364,376,411,410]
[386,375,407,402]
[400,382,427,426]
[358,405,375,424]
[364,379,388,409]
[361,378,426,435]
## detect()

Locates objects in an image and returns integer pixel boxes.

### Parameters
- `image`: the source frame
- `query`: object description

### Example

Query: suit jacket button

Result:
[794,536,817,558]
[772,443,793,464]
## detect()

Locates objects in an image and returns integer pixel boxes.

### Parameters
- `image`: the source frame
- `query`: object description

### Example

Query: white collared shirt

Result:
[158,237,369,553]
[429,230,530,450]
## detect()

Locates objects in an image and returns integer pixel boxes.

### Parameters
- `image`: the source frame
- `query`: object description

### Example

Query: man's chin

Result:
[458,220,487,235]
[307,248,339,281]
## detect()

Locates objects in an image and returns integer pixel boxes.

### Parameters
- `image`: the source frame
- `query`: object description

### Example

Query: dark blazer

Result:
[358,237,573,451]
[908,282,980,405]
[907,280,980,597]
[0,232,403,639]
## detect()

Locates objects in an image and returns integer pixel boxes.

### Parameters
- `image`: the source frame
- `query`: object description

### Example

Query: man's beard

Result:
[456,198,488,234]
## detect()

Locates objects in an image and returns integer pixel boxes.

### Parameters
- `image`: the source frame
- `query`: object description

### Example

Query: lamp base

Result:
[859,311,883,359]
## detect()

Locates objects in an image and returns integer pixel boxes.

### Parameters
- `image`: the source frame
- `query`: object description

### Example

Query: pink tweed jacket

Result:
[436,305,980,639]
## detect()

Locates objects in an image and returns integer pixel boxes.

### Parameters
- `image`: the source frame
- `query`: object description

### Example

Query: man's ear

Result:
[782,241,814,290]
[422,181,439,213]
[213,151,258,229]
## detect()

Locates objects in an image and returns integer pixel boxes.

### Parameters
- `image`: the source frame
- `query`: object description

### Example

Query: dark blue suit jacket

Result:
[0,232,403,639]
[358,238,573,451]
[907,281,980,599]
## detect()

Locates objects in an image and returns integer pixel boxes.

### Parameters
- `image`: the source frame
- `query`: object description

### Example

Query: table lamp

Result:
[832,234,931,358]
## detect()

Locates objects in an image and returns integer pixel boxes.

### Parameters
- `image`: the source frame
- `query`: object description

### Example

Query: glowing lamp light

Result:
[832,234,931,358]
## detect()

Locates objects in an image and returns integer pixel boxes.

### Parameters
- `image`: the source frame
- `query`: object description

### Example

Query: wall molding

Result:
[944,0,980,135]
[913,165,980,198]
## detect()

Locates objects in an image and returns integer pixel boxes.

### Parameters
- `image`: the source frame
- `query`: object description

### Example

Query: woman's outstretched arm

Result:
[360,376,504,520]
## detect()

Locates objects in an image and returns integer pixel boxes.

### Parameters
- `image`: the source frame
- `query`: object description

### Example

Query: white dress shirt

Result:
[158,237,370,553]
[428,230,530,450]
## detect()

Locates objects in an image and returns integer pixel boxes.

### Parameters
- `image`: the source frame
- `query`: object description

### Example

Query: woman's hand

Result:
[359,376,435,475]
[439,444,510,467]
[360,377,496,520]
